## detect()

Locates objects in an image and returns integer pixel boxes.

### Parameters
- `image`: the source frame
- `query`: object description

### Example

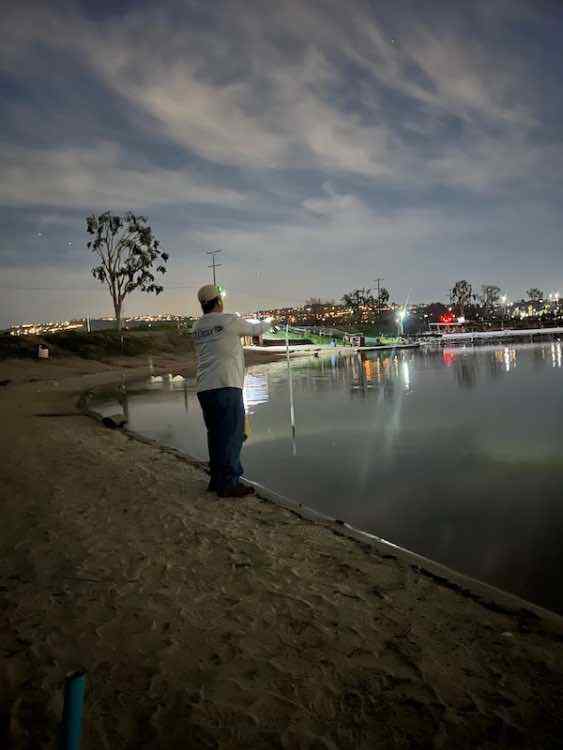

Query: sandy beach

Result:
[1,354,563,749]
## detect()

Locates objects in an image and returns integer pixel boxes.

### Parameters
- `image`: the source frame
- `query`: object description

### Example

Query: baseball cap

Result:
[197,284,225,304]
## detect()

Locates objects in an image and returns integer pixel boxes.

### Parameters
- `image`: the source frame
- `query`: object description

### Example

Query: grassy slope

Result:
[0,328,401,362]
[0,330,194,361]
[263,330,343,345]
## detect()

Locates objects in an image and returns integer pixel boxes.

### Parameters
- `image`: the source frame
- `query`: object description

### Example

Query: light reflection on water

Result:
[99,342,563,612]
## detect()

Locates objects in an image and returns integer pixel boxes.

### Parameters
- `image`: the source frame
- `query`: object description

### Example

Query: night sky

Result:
[1,0,562,326]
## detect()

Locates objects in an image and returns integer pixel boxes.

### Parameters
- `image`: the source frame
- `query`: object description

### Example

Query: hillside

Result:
[0,330,194,362]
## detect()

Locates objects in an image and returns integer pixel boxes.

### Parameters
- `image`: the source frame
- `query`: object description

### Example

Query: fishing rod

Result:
[271,317,297,454]
[285,321,297,455]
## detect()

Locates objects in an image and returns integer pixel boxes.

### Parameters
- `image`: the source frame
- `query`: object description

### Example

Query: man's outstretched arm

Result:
[235,316,273,338]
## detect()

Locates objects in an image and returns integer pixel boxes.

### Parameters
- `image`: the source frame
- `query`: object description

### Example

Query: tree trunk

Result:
[113,297,122,332]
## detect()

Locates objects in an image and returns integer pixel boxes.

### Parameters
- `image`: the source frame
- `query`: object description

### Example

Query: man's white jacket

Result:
[192,312,271,392]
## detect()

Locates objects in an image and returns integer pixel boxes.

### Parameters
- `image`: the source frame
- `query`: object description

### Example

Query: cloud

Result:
[302,182,370,217]
[1,0,563,329]
[1,0,558,193]
[0,143,246,210]
[75,20,397,177]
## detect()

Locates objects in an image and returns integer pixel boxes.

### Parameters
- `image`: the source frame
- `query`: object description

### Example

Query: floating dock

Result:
[245,342,420,357]
[244,344,352,357]
[442,327,563,343]
[356,343,420,352]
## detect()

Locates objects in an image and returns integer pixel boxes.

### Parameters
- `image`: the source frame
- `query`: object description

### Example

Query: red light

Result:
[439,313,455,324]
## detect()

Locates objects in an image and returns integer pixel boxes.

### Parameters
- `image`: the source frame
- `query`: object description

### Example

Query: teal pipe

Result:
[59,670,86,750]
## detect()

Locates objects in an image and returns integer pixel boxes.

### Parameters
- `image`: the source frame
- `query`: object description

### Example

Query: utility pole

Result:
[206,249,223,285]
[374,277,384,318]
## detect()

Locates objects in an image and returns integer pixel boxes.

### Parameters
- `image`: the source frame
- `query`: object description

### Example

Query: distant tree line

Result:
[449,280,546,319]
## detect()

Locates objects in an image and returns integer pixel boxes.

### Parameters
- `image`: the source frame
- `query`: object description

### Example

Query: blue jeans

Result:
[197,387,245,492]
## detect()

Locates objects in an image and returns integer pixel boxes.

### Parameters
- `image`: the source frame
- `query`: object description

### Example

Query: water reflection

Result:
[442,350,456,368]
[532,346,548,369]
[401,360,411,391]
[238,342,563,410]
[241,342,562,409]
[243,371,269,413]
[454,356,477,389]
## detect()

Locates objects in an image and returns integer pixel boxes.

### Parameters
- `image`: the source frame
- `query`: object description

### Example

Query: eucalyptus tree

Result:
[480,284,501,312]
[342,288,376,323]
[377,287,390,307]
[87,211,169,331]
[526,288,544,302]
[449,280,473,317]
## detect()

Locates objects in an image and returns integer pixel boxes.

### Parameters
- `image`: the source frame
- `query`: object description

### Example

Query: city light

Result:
[6,287,563,338]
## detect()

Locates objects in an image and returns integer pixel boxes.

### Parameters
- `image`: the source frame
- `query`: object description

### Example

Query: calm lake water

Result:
[98,342,563,613]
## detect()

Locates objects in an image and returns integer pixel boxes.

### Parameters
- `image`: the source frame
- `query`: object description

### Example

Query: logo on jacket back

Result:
[194,325,224,339]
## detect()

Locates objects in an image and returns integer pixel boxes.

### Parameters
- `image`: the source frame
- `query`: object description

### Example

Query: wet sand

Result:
[1,355,563,749]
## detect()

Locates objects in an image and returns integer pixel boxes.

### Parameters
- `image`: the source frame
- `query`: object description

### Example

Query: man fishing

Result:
[193,284,273,498]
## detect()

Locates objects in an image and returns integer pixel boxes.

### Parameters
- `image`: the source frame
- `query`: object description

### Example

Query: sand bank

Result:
[1,355,563,749]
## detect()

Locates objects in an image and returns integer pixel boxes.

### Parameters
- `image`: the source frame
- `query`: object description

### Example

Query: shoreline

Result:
[84,369,562,627]
[2,355,563,748]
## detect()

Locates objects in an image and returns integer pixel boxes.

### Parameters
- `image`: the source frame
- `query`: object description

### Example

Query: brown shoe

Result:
[218,484,255,499]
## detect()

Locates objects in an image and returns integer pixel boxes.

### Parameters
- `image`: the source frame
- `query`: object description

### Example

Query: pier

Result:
[442,326,563,343]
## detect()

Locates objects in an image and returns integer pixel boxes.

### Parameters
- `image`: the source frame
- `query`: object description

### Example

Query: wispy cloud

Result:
[0,143,246,209]
[1,0,558,191]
